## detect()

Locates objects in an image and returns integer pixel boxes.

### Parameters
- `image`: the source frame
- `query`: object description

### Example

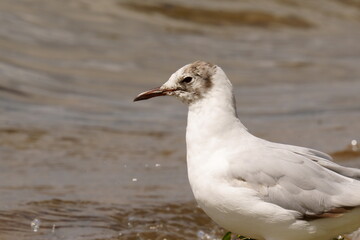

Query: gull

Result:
[134,61,360,240]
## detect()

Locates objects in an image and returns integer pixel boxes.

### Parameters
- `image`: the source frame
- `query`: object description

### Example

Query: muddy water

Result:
[0,0,360,239]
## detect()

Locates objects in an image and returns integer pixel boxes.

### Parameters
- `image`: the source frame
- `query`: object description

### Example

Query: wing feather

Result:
[229,140,360,219]
[269,142,360,180]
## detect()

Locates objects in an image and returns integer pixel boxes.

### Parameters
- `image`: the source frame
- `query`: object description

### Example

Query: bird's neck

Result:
[185,89,249,185]
[186,89,247,148]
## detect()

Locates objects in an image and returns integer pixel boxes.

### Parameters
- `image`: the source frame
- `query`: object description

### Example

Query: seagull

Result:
[134,61,360,240]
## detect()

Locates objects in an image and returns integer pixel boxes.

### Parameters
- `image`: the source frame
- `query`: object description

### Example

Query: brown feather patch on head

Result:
[185,61,216,89]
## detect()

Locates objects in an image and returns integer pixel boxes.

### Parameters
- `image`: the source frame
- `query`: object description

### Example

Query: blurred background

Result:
[0,0,359,239]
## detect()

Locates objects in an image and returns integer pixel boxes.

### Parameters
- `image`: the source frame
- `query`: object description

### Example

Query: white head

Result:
[134,61,234,106]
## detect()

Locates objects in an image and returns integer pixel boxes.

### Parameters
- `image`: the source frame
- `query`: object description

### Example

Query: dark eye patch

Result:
[181,77,193,84]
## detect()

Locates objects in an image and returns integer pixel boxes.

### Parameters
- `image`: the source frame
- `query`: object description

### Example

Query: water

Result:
[0,0,359,239]
[0,200,224,240]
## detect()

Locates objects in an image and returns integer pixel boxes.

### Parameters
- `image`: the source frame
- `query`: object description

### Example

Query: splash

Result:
[351,139,358,151]
[30,218,41,232]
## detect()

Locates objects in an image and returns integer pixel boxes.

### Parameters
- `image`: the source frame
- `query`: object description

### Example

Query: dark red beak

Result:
[133,87,167,102]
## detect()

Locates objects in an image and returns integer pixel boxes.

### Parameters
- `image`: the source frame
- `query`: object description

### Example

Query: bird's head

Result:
[134,61,230,105]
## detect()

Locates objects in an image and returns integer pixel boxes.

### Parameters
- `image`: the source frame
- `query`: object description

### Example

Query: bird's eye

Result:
[181,77,193,84]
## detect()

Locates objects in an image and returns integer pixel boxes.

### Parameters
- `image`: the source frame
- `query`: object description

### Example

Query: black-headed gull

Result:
[134,61,360,240]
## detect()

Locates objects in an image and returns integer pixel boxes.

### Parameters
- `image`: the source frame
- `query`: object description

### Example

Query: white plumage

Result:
[134,61,360,240]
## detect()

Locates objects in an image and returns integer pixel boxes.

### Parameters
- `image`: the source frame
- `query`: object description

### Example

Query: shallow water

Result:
[0,0,359,239]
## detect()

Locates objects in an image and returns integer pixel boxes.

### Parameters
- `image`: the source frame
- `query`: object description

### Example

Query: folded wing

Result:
[229,140,360,219]
[269,142,360,180]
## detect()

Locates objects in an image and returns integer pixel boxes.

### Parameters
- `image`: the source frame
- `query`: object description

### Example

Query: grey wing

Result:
[229,142,360,219]
[269,142,360,180]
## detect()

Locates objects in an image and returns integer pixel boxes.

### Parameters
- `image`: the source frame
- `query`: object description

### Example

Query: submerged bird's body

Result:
[134,61,360,240]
